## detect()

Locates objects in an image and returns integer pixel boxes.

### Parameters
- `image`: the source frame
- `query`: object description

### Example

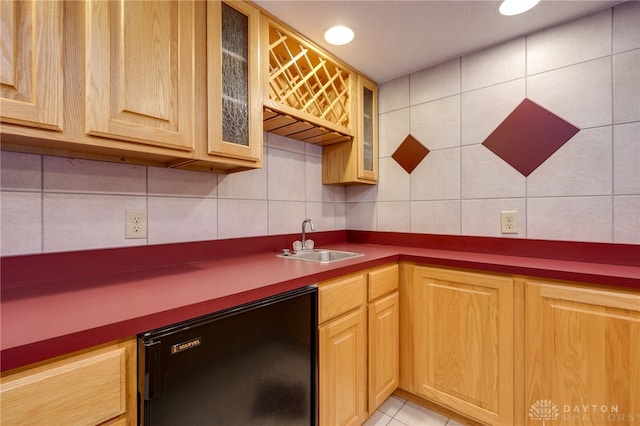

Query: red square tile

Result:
[482,99,580,176]
[392,135,429,174]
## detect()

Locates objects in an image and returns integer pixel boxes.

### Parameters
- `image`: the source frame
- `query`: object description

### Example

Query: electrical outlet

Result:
[126,209,147,239]
[500,211,518,234]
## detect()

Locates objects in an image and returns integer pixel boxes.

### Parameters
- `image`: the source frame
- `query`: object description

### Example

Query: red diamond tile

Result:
[392,135,429,174]
[482,99,579,176]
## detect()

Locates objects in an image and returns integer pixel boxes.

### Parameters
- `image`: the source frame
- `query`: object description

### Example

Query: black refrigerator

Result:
[138,286,318,426]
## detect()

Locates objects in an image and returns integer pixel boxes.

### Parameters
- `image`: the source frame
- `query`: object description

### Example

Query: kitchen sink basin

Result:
[278,249,364,263]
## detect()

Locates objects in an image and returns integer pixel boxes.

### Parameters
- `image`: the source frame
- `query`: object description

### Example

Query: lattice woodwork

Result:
[267,23,351,132]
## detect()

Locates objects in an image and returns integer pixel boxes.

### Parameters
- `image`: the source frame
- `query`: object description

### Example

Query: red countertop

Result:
[2,236,639,372]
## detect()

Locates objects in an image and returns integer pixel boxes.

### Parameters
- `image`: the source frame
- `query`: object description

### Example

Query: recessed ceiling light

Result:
[324,25,354,46]
[499,0,540,16]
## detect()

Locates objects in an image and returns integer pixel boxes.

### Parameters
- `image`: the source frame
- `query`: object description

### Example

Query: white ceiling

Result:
[254,0,623,84]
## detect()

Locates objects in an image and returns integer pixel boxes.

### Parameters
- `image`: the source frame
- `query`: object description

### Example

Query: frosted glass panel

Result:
[222,3,249,146]
[363,87,374,172]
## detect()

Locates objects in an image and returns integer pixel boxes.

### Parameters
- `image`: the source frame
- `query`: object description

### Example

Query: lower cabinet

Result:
[367,265,400,412]
[0,338,137,426]
[319,306,368,426]
[318,263,399,426]
[402,265,514,426]
[523,280,640,426]
[318,272,368,426]
[400,263,640,426]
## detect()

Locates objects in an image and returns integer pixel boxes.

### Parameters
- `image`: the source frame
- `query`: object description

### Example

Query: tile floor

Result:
[363,395,465,426]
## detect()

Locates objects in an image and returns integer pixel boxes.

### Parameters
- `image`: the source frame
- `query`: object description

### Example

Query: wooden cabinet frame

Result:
[0,0,63,131]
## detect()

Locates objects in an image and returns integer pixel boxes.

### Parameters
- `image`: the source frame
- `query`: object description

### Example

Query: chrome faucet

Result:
[301,219,315,250]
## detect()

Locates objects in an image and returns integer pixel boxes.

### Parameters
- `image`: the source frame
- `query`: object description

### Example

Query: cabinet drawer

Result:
[368,264,399,301]
[0,343,129,426]
[319,274,366,323]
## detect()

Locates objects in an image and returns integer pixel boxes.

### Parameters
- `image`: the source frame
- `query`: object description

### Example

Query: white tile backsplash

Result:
[265,131,306,154]
[43,156,146,194]
[1,151,41,191]
[334,201,346,230]
[462,198,527,238]
[527,127,612,197]
[268,200,306,235]
[346,184,379,203]
[267,148,306,201]
[148,167,217,198]
[614,195,640,244]
[377,158,410,202]
[1,130,350,254]
[526,9,611,75]
[218,199,268,239]
[217,156,268,200]
[305,201,337,232]
[410,95,460,150]
[305,155,335,203]
[613,49,640,124]
[43,193,147,252]
[148,197,217,244]
[379,108,411,158]
[461,79,525,146]
[378,201,410,233]
[393,5,637,244]
[613,1,640,54]
[613,122,640,195]
[346,201,377,231]
[527,57,612,129]
[461,144,527,199]
[411,200,460,235]
[462,38,526,91]
[527,196,613,242]
[410,59,461,105]
[379,75,410,114]
[0,192,42,256]
[410,148,460,201]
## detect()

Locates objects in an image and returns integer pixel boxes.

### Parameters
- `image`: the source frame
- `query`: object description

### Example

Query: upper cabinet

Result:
[1,1,374,177]
[0,0,63,131]
[1,0,262,173]
[206,0,262,164]
[260,15,379,184]
[323,75,378,184]
[85,0,196,152]
[262,18,354,145]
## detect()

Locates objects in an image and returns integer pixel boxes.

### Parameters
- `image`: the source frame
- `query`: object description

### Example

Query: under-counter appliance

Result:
[138,286,318,425]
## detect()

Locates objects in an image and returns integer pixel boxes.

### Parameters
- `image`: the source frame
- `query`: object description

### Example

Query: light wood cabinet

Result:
[1,0,263,173]
[523,280,640,426]
[85,0,196,152]
[367,264,399,412]
[0,338,137,426]
[318,264,400,426]
[260,13,379,184]
[261,17,354,145]
[323,75,378,185]
[205,0,262,164]
[319,306,368,426]
[318,273,368,426]
[403,265,514,426]
[0,0,63,131]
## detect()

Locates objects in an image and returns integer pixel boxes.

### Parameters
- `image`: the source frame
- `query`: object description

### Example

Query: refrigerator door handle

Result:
[140,339,162,400]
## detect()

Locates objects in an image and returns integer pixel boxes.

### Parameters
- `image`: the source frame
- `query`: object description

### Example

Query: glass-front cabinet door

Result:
[357,76,378,181]
[207,0,262,163]
[321,74,378,185]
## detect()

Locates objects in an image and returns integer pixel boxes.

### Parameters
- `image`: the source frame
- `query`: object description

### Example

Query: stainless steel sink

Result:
[277,249,364,263]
